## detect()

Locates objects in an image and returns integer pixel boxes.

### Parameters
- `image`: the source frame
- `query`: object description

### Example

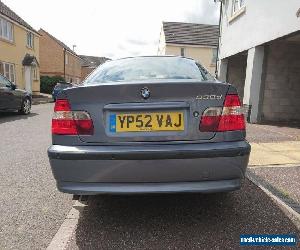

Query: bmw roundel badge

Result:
[141,87,150,99]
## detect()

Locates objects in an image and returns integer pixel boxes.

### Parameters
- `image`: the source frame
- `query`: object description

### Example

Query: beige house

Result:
[0,1,40,93]
[158,22,219,74]
[39,29,82,83]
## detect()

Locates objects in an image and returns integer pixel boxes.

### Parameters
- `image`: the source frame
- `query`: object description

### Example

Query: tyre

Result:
[19,97,31,115]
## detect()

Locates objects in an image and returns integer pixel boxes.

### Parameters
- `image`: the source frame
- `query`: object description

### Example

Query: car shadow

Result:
[0,112,38,124]
[70,180,299,249]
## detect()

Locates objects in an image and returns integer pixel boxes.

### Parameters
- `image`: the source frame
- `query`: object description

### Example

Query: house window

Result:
[232,0,245,14]
[33,67,38,80]
[27,32,34,48]
[65,54,69,65]
[180,48,185,56]
[0,17,13,42]
[211,48,217,65]
[0,62,15,83]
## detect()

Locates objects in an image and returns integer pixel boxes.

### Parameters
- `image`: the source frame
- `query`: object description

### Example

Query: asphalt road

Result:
[0,103,73,250]
[0,103,299,249]
[67,179,299,249]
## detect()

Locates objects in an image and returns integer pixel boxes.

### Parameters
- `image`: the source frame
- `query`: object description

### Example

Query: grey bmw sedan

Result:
[48,56,250,195]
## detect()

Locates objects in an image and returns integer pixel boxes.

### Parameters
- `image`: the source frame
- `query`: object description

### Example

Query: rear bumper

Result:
[48,141,250,195]
[57,179,242,195]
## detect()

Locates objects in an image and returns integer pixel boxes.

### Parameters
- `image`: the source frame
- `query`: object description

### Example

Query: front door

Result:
[24,66,32,93]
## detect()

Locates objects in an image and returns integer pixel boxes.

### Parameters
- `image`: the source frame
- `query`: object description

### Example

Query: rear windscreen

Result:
[84,57,215,84]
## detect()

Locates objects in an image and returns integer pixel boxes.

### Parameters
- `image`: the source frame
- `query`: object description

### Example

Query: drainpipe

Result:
[63,48,66,80]
[215,0,223,78]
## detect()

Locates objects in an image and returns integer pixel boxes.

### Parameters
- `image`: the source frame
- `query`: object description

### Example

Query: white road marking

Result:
[47,198,88,250]
[249,163,300,168]
[247,173,300,231]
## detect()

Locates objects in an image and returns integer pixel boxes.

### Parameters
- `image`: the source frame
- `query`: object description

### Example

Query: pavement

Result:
[32,93,53,105]
[247,121,300,168]
[0,103,299,249]
[0,104,73,250]
[249,141,300,166]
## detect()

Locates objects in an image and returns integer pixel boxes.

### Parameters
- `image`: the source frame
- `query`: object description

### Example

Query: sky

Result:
[3,0,220,59]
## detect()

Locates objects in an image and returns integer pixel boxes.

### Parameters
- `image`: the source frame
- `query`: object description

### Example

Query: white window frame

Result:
[27,32,34,48]
[65,54,69,65]
[33,67,38,80]
[211,48,218,65]
[0,17,14,42]
[180,48,185,57]
[0,62,16,83]
[232,0,245,15]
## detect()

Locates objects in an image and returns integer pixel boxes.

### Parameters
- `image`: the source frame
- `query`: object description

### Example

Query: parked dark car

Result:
[48,56,251,195]
[52,82,73,101]
[0,74,32,115]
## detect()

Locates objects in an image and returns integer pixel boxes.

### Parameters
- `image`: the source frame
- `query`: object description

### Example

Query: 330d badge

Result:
[196,94,223,100]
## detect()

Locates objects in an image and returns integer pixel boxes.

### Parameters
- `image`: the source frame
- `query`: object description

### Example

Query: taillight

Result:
[54,99,71,111]
[200,94,245,132]
[52,99,94,135]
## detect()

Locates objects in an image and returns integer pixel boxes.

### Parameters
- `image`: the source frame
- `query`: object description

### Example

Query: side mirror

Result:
[11,84,17,90]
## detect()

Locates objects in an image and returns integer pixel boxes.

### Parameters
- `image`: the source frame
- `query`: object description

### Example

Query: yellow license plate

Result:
[109,112,184,132]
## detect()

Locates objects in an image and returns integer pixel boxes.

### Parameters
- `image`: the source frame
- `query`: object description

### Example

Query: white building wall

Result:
[157,26,166,55]
[219,0,300,59]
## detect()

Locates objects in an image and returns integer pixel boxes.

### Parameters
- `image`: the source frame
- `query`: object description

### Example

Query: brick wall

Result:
[261,41,300,121]
[81,66,94,81]
[226,54,247,100]
[39,30,64,76]
[39,30,82,83]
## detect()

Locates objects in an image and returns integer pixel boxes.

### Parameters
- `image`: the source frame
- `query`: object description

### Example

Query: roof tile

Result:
[163,22,219,47]
[0,1,38,34]
[79,55,111,67]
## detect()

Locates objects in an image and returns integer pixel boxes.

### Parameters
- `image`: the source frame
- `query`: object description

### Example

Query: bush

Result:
[40,75,66,94]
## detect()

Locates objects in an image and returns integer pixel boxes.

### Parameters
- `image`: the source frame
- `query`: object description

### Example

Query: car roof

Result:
[113,55,196,62]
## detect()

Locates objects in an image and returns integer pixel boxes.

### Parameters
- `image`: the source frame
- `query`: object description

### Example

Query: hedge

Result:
[40,75,66,94]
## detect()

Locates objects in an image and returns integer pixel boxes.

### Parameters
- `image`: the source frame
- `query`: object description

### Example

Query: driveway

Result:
[0,104,73,250]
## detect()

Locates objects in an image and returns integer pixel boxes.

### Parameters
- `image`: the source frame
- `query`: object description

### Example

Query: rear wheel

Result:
[19,97,31,115]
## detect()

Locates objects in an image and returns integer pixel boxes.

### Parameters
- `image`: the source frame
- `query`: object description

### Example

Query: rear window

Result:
[84,57,215,84]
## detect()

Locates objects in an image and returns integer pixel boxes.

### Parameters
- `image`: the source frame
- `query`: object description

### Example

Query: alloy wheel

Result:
[23,99,31,114]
